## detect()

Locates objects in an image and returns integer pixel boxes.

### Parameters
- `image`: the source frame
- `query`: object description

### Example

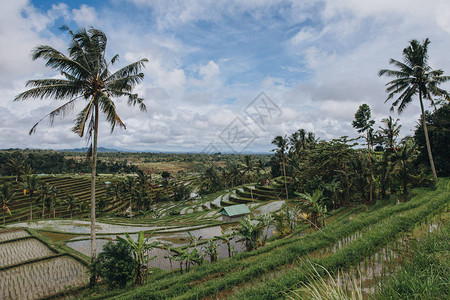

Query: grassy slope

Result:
[91,178,448,300]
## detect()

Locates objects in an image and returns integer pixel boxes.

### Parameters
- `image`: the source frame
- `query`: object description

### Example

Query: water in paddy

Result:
[251,200,285,217]
[8,220,167,234]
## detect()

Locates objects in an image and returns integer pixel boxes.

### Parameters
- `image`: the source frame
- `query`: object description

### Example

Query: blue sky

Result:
[1,0,450,152]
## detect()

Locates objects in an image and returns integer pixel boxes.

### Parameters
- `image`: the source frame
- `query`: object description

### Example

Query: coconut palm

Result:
[379,38,450,182]
[6,154,25,182]
[123,176,136,218]
[271,135,289,199]
[48,185,59,218]
[22,175,40,221]
[14,26,148,272]
[1,183,16,224]
[64,194,78,219]
[378,116,401,150]
[37,182,50,219]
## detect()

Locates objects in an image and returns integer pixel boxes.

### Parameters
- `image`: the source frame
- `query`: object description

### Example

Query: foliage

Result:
[117,231,159,285]
[375,222,450,299]
[295,190,327,229]
[414,103,450,176]
[379,38,450,182]
[235,216,264,251]
[93,239,135,289]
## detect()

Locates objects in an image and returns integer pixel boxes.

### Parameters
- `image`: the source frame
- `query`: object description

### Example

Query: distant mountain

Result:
[60,147,128,153]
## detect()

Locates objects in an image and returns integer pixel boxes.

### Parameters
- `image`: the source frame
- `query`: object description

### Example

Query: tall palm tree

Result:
[123,176,136,218]
[37,182,50,219]
[14,27,148,274]
[1,183,16,224]
[23,175,39,221]
[64,194,78,219]
[378,116,401,150]
[48,185,59,218]
[379,38,450,182]
[271,135,289,199]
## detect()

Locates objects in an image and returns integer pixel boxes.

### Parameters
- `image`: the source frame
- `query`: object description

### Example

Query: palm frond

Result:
[14,82,84,101]
[98,93,126,132]
[29,97,81,135]
[72,96,95,137]
[107,59,148,82]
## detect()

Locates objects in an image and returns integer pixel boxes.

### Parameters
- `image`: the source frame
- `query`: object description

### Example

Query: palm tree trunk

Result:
[419,92,438,183]
[42,198,45,220]
[282,154,288,199]
[367,131,374,204]
[29,196,33,221]
[90,104,98,287]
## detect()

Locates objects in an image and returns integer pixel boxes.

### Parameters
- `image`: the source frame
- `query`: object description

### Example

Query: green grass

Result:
[374,221,449,299]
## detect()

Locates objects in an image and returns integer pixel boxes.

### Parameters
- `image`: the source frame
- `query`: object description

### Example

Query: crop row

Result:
[229,188,448,299]
[0,229,30,243]
[112,180,448,299]
[0,238,55,268]
[0,255,89,300]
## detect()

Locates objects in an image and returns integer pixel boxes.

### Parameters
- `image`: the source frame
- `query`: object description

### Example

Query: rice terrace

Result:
[1,1,450,299]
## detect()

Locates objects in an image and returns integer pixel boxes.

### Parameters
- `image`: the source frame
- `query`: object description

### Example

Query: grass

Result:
[374,221,449,299]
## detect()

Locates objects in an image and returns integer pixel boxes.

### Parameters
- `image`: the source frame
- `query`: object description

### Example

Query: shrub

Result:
[94,239,135,289]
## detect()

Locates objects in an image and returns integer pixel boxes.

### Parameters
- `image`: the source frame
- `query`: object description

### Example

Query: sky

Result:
[1,0,449,153]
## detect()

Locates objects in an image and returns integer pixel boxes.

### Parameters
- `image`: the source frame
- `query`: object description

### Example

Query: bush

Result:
[94,239,135,289]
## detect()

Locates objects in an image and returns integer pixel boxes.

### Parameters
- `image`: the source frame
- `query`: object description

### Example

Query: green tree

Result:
[271,135,289,199]
[23,175,39,221]
[1,183,16,224]
[123,176,136,218]
[414,103,450,176]
[352,104,375,204]
[14,27,148,274]
[235,216,263,251]
[379,38,450,183]
[117,231,159,285]
[48,185,59,218]
[6,153,25,182]
[378,116,401,150]
[295,189,327,229]
[37,182,50,220]
[64,194,78,219]
[93,239,135,288]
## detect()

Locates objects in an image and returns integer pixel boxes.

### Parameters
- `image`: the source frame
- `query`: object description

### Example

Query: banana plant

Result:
[117,231,159,285]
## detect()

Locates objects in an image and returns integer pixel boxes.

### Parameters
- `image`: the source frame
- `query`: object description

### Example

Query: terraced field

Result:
[106,179,449,300]
[0,228,89,300]
[1,174,196,224]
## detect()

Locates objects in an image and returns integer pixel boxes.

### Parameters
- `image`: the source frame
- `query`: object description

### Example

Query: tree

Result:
[93,239,135,288]
[1,183,16,224]
[379,38,450,182]
[37,182,50,220]
[117,231,159,285]
[48,185,59,218]
[414,103,450,176]
[271,135,289,199]
[235,216,263,251]
[295,189,327,229]
[378,116,401,150]
[352,104,375,204]
[14,27,148,279]
[6,153,25,181]
[64,194,78,219]
[123,176,136,218]
[23,175,39,220]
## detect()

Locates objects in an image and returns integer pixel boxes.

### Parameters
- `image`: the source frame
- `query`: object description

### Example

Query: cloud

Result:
[1,0,450,152]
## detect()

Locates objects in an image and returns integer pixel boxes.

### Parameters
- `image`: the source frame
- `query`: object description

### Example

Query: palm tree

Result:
[379,38,450,182]
[271,135,289,199]
[23,175,39,221]
[37,182,50,219]
[6,154,25,182]
[352,104,375,204]
[123,176,136,218]
[65,194,78,219]
[240,155,255,183]
[378,116,401,150]
[14,26,148,273]
[1,183,16,224]
[48,185,59,218]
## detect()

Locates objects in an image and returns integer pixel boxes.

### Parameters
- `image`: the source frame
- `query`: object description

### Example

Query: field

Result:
[0,228,89,300]
[1,172,448,299]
